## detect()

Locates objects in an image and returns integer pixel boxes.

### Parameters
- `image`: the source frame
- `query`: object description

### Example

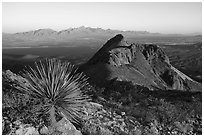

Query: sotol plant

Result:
[17,58,90,132]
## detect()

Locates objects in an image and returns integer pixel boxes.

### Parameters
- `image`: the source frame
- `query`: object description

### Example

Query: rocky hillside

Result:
[83,34,201,91]
[2,69,202,135]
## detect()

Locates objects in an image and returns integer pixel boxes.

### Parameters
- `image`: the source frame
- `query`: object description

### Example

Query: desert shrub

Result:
[16,58,90,133]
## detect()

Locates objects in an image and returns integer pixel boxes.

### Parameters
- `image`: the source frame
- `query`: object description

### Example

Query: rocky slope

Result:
[2,69,202,135]
[83,34,201,91]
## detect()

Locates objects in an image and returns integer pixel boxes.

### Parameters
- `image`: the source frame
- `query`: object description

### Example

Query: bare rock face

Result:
[55,118,82,135]
[84,34,201,91]
[39,118,82,135]
[88,34,168,67]
[88,34,128,65]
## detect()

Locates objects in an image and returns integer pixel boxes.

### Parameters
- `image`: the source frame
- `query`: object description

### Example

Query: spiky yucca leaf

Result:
[17,58,90,125]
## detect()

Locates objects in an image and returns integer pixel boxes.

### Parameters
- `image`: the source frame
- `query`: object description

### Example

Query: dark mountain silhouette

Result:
[82,34,201,91]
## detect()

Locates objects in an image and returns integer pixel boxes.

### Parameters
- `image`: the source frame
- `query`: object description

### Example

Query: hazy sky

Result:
[2,2,202,34]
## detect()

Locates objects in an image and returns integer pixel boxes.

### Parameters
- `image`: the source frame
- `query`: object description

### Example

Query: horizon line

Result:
[2,26,202,35]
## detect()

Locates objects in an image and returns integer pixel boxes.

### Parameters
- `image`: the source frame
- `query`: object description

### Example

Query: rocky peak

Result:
[102,34,128,48]
[85,34,201,91]
[87,34,131,65]
[88,34,168,67]
[142,44,170,64]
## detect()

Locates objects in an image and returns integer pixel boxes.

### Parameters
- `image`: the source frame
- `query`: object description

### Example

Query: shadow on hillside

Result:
[80,66,202,102]
[146,89,202,103]
[79,63,112,87]
[79,60,202,103]
[111,81,201,101]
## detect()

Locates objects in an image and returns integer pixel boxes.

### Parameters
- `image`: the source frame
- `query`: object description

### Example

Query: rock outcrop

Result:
[84,34,201,91]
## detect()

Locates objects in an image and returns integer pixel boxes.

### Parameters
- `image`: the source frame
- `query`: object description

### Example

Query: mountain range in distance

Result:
[2,26,202,48]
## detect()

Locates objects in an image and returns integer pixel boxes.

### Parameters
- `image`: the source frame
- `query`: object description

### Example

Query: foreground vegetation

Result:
[2,60,202,135]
